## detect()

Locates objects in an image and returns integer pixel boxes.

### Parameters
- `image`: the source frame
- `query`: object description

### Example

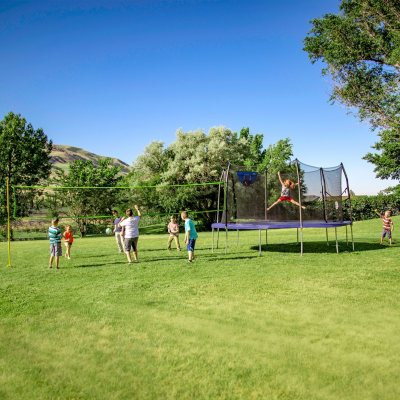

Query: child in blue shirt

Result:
[181,211,198,263]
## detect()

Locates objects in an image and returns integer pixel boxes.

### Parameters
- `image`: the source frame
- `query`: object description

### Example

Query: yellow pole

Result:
[6,177,12,267]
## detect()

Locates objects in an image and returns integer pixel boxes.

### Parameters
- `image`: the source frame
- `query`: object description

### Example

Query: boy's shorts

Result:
[187,238,196,252]
[382,229,392,238]
[50,243,62,257]
[124,237,138,252]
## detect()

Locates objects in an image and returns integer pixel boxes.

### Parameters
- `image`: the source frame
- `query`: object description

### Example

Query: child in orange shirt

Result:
[63,225,74,259]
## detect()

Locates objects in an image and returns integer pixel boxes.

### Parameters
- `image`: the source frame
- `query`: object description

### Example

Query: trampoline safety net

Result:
[220,160,350,223]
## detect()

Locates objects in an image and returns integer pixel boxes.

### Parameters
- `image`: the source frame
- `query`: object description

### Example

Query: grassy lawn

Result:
[0,217,399,399]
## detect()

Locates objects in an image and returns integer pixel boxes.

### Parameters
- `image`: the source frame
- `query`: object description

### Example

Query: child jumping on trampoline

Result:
[267,171,305,211]
[375,209,394,245]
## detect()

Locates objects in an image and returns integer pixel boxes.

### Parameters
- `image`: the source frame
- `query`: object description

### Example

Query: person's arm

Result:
[119,219,125,236]
[374,209,381,217]
[134,205,141,217]
[391,220,394,232]
[184,221,189,243]
[277,171,284,186]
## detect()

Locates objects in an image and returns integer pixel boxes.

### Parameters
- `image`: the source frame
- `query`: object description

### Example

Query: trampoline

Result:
[212,160,354,255]
[212,220,353,255]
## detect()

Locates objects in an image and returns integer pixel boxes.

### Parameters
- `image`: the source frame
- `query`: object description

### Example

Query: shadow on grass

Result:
[250,241,385,253]
[73,260,128,268]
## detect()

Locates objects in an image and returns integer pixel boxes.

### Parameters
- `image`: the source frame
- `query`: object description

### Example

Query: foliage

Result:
[349,193,400,220]
[125,127,293,227]
[0,112,52,228]
[52,158,122,237]
[304,0,400,184]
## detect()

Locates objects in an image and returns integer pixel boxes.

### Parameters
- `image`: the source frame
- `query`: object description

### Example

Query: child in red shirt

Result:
[63,225,74,259]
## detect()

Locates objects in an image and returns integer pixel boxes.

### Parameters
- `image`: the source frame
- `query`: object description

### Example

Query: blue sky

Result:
[0,0,396,194]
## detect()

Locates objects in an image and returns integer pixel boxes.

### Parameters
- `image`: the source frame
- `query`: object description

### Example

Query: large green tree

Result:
[304,0,400,183]
[126,127,293,227]
[53,159,122,236]
[0,112,52,227]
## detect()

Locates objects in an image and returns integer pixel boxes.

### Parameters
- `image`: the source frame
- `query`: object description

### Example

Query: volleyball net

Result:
[1,179,223,265]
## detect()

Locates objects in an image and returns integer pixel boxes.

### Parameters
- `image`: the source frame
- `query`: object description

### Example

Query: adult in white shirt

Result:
[119,205,141,263]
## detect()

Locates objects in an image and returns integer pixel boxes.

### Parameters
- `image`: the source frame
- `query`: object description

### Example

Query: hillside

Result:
[50,144,130,174]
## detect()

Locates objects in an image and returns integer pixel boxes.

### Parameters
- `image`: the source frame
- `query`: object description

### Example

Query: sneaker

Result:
[187,260,192,263]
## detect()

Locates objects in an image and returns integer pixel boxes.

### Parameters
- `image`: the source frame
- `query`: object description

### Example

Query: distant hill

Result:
[50,144,130,175]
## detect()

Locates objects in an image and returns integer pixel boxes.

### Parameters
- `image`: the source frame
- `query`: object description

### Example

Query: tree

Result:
[303,0,400,182]
[126,127,293,227]
[53,159,122,237]
[0,112,52,228]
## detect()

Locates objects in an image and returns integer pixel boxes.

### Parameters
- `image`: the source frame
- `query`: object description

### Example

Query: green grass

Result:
[1,217,399,400]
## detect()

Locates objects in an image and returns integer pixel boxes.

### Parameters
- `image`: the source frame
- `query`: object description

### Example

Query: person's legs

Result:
[167,235,174,250]
[49,244,55,268]
[56,243,62,268]
[124,238,132,262]
[290,199,306,209]
[132,237,139,261]
[116,233,124,252]
[187,239,196,262]
[174,235,181,250]
[65,243,71,259]
[267,199,282,211]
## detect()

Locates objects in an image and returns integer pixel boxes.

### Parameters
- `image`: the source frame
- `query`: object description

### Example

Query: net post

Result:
[223,163,231,254]
[264,170,268,220]
[320,167,328,222]
[6,177,12,268]
[294,160,304,255]
[341,163,354,250]
[350,224,355,251]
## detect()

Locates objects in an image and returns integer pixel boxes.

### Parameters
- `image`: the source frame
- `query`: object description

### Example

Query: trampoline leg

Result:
[326,228,329,246]
[335,227,339,254]
[350,224,355,251]
[212,228,214,253]
[265,229,268,247]
[237,229,239,247]
[216,228,220,249]
[225,228,228,254]
[345,225,348,246]
[300,228,303,256]
[296,228,299,244]
[259,229,261,256]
